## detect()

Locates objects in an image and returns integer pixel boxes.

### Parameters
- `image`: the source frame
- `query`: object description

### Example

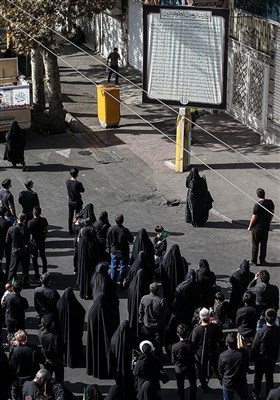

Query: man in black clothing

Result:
[28,206,48,279]
[0,178,17,225]
[191,307,223,392]
[247,270,279,330]
[9,330,44,400]
[251,309,280,399]
[218,333,249,400]
[34,273,60,321]
[107,214,133,286]
[0,206,11,279]
[65,168,85,235]
[18,179,40,222]
[0,336,14,400]
[107,47,121,84]
[22,369,51,400]
[248,188,274,266]
[236,291,259,349]
[171,323,197,400]
[6,213,30,287]
[2,280,29,336]
[38,314,65,382]
[138,282,169,358]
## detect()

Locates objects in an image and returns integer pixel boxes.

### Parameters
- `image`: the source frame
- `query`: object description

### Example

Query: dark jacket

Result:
[34,285,60,319]
[18,189,39,217]
[138,293,169,328]
[6,223,30,254]
[251,324,280,365]
[236,305,259,338]
[9,343,43,385]
[218,348,249,390]
[171,339,197,374]
[107,224,133,259]
[247,279,279,312]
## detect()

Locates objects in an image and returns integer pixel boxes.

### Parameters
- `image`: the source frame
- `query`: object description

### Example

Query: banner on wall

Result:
[142,5,229,108]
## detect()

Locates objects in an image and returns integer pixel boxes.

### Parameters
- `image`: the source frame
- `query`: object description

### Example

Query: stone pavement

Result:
[0,43,279,399]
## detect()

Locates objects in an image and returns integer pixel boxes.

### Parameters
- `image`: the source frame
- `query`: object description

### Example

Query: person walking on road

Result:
[3,120,27,171]
[218,333,250,400]
[251,309,280,399]
[107,48,121,85]
[28,206,48,279]
[18,179,40,222]
[66,168,85,235]
[0,178,17,225]
[248,188,274,266]
[6,213,30,287]
[171,323,197,400]
[107,214,133,286]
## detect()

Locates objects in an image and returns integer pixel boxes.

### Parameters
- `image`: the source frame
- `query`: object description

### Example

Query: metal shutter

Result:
[272,29,280,124]
[128,0,143,71]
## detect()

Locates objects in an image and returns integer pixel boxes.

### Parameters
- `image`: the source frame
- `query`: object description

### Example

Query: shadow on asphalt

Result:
[27,163,94,173]
[202,221,247,229]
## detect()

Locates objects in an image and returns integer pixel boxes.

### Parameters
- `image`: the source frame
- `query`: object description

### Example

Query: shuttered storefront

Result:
[272,29,280,125]
[128,0,143,71]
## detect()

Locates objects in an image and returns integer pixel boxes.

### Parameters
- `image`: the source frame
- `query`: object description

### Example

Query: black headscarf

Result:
[90,261,119,313]
[85,384,104,400]
[130,228,155,269]
[127,269,151,337]
[86,293,120,379]
[80,203,97,225]
[110,320,138,399]
[229,259,255,316]
[161,244,186,307]
[56,287,85,368]
[4,121,25,164]
[196,259,216,308]
[77,226,100,299]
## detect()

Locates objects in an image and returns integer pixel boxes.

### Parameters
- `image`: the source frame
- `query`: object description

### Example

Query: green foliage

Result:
[0,0,115,54]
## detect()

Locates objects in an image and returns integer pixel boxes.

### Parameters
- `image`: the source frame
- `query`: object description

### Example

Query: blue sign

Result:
[235,0,280,24]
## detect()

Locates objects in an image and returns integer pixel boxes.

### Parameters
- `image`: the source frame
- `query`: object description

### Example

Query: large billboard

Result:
[235,0,280,24]
[142,6,229,108]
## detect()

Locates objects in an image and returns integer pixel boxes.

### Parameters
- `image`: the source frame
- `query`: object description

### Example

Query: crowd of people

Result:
[0,167,279,400]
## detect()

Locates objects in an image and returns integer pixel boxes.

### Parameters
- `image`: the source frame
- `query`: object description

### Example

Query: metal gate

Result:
[227,39,270,132]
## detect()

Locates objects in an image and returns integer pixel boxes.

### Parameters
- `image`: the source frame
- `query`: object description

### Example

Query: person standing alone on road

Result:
[107,48,121,85]
[248,188,274,266]
[107,214,133,287]
[66,168,85,235]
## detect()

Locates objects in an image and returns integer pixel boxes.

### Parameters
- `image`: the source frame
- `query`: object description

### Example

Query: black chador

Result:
[56,287,85,368]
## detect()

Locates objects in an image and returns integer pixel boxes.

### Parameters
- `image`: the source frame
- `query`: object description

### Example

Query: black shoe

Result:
[260,260,269,266]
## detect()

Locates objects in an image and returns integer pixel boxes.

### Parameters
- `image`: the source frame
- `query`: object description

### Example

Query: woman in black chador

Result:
[110,320,138,400]
[56,287,85,368]
[4,121,27,170]
[87,293,119,379]
[77,223,100,299]
[229,259,255,319]
[196,259,216,308]
[93,211,111,261]
[124,251,151,289]
[127,269,151,337]
[130,228,155,270]
[172,269,198,328]
[185,167,213,227]
[161,244,187,308]
[90,261,119,313]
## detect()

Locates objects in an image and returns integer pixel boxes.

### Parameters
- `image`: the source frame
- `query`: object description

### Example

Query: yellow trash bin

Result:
[97,84,120,128]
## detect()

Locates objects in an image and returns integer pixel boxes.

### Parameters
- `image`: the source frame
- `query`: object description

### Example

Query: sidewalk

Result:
[59,43,280,224]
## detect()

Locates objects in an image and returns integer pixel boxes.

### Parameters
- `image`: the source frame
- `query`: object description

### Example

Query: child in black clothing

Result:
[153,225,167,268]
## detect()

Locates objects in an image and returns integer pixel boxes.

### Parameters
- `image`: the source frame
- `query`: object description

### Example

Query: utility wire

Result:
[1,13,279,222]
[4,0,280,183]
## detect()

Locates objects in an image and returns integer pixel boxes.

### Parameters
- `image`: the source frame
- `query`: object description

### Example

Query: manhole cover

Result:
[78,150,92,156]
